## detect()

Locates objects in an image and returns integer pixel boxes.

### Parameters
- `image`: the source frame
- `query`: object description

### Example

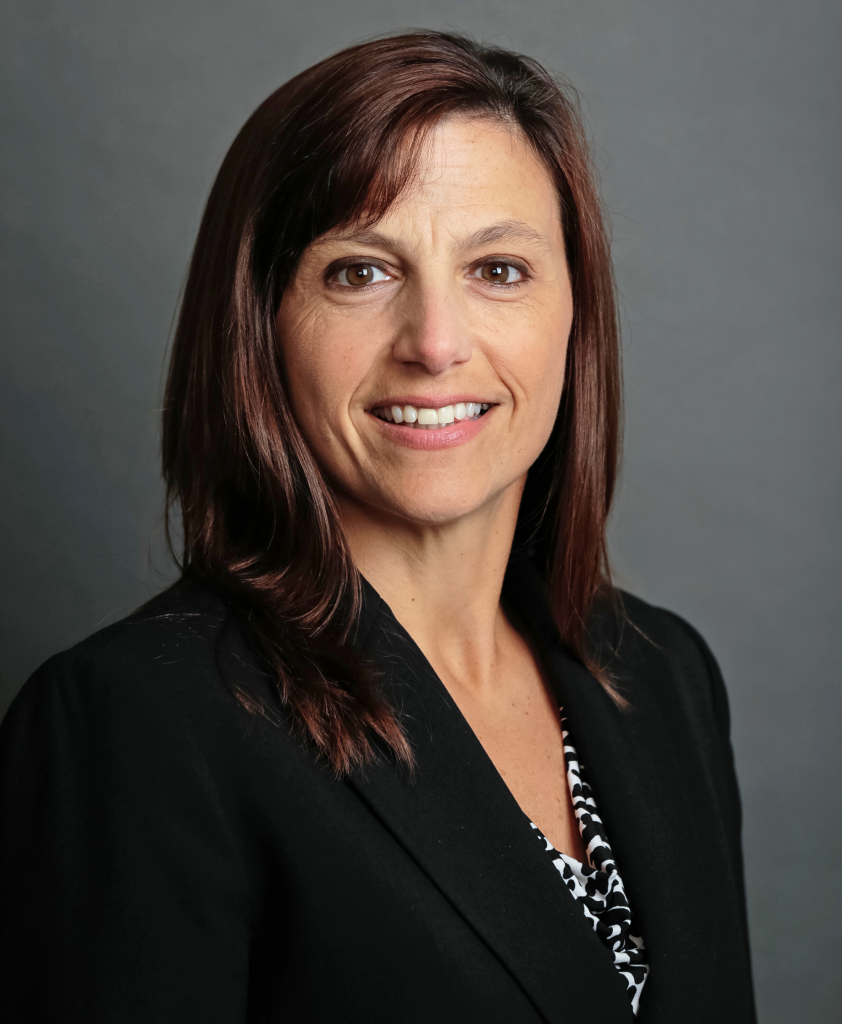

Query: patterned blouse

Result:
[530,718,649,1015]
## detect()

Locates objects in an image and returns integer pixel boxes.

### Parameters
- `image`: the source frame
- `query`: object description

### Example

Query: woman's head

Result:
[163,32,621,771]
[277,114,573,529]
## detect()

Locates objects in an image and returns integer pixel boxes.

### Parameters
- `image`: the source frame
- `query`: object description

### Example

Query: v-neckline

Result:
[347,573,635,1024]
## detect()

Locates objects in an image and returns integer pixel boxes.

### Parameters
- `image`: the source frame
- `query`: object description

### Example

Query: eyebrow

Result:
[318,219,553,256]
[460,220,551,251]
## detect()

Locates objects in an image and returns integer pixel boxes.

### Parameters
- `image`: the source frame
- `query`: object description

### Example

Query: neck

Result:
[339,479,525,694]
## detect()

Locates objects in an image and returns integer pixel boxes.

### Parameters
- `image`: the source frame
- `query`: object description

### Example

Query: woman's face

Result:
[276,117,573,527]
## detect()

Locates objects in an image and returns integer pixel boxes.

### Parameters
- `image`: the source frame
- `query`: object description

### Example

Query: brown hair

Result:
[162,31,622,774]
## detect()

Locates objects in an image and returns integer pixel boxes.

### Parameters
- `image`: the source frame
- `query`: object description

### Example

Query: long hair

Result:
[162,31,622,774]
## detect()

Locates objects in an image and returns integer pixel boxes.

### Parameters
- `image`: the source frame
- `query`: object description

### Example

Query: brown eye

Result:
[478,262,522,284]
[335,263,389,287]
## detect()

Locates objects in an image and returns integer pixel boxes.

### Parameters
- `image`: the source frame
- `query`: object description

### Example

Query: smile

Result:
[370,402,489,430]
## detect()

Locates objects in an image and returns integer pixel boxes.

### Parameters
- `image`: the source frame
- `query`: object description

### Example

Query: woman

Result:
[0,31,755,1023]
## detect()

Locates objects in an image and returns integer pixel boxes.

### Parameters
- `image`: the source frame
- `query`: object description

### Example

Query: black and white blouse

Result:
[530,717,650,1015]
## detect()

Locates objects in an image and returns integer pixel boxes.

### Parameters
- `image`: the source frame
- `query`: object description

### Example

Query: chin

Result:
[365,476,509,527]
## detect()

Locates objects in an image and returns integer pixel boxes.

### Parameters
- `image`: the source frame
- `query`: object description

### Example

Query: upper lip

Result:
[365,395,496,410]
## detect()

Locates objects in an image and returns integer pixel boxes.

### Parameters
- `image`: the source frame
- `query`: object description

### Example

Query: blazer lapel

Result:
[347,582,633,1024]
[503,554,752,1021]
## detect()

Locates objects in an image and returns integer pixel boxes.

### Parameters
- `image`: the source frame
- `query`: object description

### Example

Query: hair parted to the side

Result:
[162,31,623,775]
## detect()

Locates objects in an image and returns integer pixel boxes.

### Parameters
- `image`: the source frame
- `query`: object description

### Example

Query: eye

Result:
[334,263,392,287]
[472,261,525,286]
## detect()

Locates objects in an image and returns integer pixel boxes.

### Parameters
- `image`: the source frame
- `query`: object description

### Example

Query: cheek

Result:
[521,338,568,460]
[537,333,569,411]
[531,290,571,400]
[278,304,363,433]
[490,298,570,418]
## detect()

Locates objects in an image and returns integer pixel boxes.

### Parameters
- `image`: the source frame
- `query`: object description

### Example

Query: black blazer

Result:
[0,554,755,1023]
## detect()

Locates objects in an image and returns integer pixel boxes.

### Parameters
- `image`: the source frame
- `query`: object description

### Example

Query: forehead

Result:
[316,115,563,253]
[388,116,560,230]
[416,116,546,179]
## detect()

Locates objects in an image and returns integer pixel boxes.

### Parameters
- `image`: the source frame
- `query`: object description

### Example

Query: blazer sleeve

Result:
[0,639,253,1023]
[658,608,752,961]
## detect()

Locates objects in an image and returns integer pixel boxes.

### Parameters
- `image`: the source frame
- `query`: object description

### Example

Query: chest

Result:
[439,644,586,858]
[233,602,754,1024]
[242,705,637,1024]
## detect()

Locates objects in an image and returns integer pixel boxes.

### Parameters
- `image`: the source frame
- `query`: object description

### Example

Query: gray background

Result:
[2,0,840,1018]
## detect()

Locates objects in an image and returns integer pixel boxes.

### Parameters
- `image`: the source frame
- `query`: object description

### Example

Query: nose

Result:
[391,286,472,375]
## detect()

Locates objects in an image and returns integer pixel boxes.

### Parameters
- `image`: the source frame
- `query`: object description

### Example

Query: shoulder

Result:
[10,581,227,699]
[506,553,730,737]
[596,589,732,745]
[609,588,721,677]
[0,581,297,881]
[0,585,271,1016]
[1,580,270,760]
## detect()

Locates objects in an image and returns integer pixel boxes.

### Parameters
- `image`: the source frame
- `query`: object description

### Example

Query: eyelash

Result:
[467,259,529,289]
[332,263,392,288]
[326,258,531,291]
[326,261,391,291]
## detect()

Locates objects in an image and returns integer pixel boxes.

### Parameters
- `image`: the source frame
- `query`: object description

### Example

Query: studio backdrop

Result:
[1,1,840,1020]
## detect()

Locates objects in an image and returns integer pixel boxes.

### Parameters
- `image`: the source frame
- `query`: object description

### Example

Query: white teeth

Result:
[372,402,488,427]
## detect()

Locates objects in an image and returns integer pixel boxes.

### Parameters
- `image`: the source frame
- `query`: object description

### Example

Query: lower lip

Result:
[368,409,493,450]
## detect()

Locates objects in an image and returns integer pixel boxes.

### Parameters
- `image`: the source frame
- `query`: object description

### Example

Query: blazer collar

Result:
[347,575,634,1024]
[503,554,753,1020]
